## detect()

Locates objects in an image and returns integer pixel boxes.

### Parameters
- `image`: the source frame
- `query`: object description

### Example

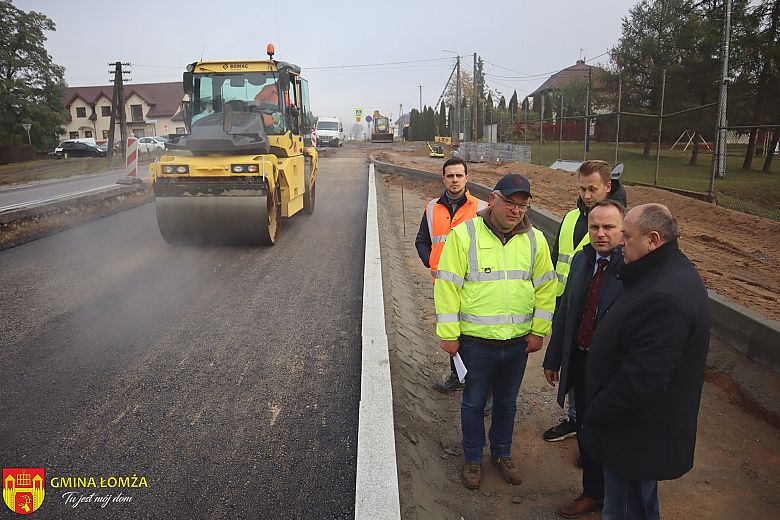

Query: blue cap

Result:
[494,173,532,198]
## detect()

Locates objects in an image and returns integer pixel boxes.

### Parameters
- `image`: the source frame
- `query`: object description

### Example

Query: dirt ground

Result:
[374,146,780,321]
[376,166,780,519]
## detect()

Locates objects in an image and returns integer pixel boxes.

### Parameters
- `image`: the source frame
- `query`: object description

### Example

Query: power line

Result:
[482,51,611,80]
[304,57,451,70]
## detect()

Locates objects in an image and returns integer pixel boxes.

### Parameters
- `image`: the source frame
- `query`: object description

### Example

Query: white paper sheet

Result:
[453,353,468,383]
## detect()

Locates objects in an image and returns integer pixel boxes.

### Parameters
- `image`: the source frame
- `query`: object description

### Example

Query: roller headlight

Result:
[231,164,259,173]
[162,165,188,174]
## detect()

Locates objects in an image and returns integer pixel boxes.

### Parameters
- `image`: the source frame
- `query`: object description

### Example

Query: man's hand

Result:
[544,369,559,387]
[524,333,544,353]
[439,339,459,356]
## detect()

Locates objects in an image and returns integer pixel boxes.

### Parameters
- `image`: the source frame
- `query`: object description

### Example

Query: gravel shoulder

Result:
[377,169,780,519]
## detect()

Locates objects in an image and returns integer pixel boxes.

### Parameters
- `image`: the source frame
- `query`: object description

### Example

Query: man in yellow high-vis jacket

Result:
[434,173,556,490]
[543,160,627,446]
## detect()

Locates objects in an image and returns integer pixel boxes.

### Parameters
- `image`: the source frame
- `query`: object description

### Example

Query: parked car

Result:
[56,141,106,159]
[52,138,97,156]
[137,136,168,154]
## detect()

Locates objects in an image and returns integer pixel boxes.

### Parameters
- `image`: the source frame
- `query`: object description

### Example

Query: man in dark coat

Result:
[544,160,627,444]
[543,199,625,518]
[582,203,710,520]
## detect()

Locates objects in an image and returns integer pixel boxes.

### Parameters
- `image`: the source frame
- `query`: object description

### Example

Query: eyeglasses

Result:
[495,193,531,211]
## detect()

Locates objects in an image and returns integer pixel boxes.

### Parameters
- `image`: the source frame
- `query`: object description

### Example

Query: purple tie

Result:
[577,257,609,349]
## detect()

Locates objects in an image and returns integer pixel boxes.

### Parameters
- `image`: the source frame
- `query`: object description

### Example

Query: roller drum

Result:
[155,194,279,245]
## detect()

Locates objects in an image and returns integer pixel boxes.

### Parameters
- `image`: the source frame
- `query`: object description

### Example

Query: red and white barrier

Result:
[126,137,138,178]
[116,136,142,185]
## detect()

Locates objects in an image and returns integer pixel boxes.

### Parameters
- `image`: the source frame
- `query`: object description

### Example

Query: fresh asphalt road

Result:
[0,164,150,209]
[0,151,367,518]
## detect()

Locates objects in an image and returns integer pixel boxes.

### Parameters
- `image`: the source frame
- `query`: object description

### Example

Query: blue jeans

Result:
[602,467,660,520]
[458,336,529,462]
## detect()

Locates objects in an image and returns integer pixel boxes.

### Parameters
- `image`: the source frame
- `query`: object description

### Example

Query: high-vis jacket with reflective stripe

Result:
[434,216,557,341]
[555,208,590,297]
[426,192,486,280]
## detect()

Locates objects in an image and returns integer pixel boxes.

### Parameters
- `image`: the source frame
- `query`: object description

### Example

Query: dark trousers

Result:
[572,347,604,500]
[602,467,660,520]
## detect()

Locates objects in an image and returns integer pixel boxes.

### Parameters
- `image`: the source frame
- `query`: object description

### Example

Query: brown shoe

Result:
[558,495,603,518]
[461,462,482,489]
[490,456,522,485]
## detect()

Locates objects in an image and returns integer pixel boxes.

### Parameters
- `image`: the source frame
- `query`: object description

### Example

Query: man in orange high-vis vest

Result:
[416,157,486,393]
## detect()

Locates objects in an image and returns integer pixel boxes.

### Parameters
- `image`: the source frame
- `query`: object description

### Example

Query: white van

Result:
[315,117,345,147]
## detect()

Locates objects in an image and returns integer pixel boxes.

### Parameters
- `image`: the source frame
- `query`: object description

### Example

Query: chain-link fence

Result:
[449,72,779,221]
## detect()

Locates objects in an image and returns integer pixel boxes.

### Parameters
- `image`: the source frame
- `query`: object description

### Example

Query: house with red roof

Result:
[60,82,185,142]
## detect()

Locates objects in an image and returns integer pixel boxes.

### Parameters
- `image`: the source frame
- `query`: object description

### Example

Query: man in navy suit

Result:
[543,199,626,518]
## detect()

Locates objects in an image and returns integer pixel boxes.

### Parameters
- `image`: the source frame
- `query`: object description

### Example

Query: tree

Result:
[610,0,724,157]
[508,90,519,116]
[409,109,420,140]
[742,0,780,170]
[438,100,448,136]
[498,95,506,111]
[0,1,66,150]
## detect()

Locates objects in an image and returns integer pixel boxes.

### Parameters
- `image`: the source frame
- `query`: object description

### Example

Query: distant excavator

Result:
[371,110,393,143]
[427,142,444,158]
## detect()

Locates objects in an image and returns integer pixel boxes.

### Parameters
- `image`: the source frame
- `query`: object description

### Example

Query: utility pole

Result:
[712,0,732,186]
[418,85,422,112]
[455,55,461,143]
[473,52,477,141]
[107,61,131,166]
[584,65,592,159]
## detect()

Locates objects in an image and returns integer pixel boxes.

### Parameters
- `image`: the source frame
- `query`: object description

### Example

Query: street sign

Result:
[354,108,364,118]
[365,116,373,123]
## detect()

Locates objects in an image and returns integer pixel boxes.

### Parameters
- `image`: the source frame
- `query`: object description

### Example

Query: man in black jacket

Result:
[582,203,710,520]
[543,200,625,518]
[543,160,627,443]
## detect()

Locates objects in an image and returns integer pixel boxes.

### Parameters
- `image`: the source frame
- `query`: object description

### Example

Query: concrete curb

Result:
[354,163,401,519]
[370,157,780,376]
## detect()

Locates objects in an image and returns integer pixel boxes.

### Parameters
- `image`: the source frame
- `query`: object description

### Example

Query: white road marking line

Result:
[237,362,250,386]
[269,403,281,426]
[190,408,204,426]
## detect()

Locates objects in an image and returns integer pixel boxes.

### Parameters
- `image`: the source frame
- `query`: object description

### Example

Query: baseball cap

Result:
[493,173,532,198]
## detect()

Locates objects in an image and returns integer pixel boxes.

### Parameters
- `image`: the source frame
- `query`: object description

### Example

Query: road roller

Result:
[150,44,318,245]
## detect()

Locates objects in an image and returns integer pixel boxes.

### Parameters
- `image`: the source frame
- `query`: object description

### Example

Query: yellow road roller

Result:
[150,44,317,245]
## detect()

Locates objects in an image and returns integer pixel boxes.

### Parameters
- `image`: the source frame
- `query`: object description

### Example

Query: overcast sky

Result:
[18,0,633,132]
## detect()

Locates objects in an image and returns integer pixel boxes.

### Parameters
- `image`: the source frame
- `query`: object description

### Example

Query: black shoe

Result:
[434,372,464,393]
[484,394,493,416]
[542,418,578,441]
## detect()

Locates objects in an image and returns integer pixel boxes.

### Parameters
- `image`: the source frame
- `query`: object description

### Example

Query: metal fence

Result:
[450,74,779,221]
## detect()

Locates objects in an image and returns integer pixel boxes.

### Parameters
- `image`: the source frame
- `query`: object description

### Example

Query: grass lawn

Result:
[530,141,780,220]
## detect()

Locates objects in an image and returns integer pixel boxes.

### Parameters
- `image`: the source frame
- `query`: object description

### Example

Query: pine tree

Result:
[508,90,518,115]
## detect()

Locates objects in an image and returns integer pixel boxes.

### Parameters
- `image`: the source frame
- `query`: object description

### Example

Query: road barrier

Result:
[117,137,143,185]
[370,157,780,376]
